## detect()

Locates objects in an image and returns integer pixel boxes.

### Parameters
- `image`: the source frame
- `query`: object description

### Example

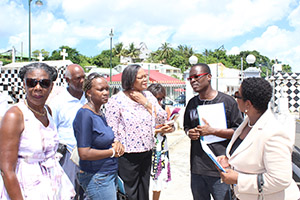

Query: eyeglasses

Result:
[233,93,243,99]
[25,78,52,88]
[187,73,209,81]
[136,74,148,80]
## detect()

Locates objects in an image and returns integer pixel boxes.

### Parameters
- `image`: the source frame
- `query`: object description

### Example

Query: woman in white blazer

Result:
[218,77,300,200]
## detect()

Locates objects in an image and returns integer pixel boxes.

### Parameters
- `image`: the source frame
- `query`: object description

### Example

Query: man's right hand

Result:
[187,128,201,140]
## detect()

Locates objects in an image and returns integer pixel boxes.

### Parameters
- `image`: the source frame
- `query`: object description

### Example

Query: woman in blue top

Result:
[73,72,124,200]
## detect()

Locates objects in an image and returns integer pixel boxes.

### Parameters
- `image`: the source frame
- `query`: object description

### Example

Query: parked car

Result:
[162,97,175,106]
[175,94,186,105]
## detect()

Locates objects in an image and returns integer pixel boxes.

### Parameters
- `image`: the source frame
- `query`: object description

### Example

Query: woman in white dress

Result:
[0,62,75,199]
[147,83,174,200]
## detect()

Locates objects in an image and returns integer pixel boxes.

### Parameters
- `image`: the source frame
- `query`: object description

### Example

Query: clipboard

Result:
[197,102,227,144]
[200,140,226,173]
[117,176,126,194]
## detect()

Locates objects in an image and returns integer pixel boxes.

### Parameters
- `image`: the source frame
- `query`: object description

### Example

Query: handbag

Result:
[70,146,80,166]
[117,190,128,200]
[117,176,128,200]
[57,143,67,156]
[257,173,264,200]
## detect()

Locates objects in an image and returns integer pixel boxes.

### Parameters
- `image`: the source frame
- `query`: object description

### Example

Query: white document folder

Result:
[197,102,227,144]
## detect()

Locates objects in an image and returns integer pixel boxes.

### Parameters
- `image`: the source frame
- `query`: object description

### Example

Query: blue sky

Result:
[1,0,300,71]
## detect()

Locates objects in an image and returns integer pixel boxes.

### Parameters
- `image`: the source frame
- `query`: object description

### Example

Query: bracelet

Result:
[143,100,149,108]
[110,148,115,158]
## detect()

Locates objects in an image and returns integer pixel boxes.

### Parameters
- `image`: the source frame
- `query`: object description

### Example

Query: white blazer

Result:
[226,109,300,200]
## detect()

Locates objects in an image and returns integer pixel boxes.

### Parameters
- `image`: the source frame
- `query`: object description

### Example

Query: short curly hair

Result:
[83,72,105,99]
[19,62,58,81]
[241,77,272,113]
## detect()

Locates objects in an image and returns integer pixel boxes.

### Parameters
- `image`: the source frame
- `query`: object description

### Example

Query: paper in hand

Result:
[197,102,227,144]
[200,140,226,173]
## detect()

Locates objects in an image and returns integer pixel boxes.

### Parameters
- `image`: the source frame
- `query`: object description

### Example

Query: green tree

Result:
[49,46,81,64]
[168,55,187,73]
[146,51,161,63]
[113,42,125,59]
[78,55,92,69]
[158,42,174,63]
[32,49,49,60]
[91,50,119,68]
[124,43,140,60]
[282,64,292,72]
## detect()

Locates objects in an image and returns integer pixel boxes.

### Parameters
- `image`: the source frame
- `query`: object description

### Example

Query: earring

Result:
[244,109,248,113]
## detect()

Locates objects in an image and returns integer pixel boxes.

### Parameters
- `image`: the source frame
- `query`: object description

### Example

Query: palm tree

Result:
[177,45,194,59]
[124,43,140,61]
[203,49,211,63]
[113,42,125,58]
[184,46,194,58]
[177,45,185,55]
[158,42,173,63]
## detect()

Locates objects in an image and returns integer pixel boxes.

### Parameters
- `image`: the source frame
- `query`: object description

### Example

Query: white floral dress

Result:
[0,102,75,199]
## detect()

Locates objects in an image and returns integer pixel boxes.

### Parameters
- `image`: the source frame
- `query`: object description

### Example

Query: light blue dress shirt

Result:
[50,88,87,152]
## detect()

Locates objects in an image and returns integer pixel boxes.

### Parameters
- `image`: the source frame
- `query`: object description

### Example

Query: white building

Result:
[114,63,182,79]
[87,67,119,77]
[120,42,152,64]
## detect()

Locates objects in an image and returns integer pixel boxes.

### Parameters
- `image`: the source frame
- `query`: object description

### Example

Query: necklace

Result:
[247,120,254,128]
[24,99,46,116]
[87,102,103,116]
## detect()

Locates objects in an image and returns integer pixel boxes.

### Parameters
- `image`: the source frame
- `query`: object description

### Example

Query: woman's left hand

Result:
[220,169,238,185]
[129,91,147,105]
[112,141,125,157]
[160,124,174,134]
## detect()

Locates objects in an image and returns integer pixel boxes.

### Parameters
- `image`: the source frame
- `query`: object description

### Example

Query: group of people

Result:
[0,61,299,200]
[184,63,300,200]
[0,63,173,200]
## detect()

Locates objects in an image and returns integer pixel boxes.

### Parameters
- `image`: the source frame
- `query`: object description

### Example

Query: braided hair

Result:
[83,72,105,99]
[19,62,58,81]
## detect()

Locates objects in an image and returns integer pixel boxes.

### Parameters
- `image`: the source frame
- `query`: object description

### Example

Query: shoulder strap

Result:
[257,173,264,199]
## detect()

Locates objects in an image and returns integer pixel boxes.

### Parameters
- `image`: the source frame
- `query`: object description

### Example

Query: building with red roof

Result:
[106,70,185,99]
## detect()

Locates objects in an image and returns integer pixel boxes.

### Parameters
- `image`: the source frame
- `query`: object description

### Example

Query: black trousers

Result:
[118,150,152,200]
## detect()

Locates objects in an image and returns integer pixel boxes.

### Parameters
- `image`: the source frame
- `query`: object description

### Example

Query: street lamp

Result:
[189,55,198,65]
[109,29,114,82]
[186,55,199,105]
[28,0,43,61]
[216,45,224,90]
[246,54,256,65]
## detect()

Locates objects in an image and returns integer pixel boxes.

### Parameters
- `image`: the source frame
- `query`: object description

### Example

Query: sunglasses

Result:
[25,78,52,88]
[233,93,243,99]
[187,73,209,81]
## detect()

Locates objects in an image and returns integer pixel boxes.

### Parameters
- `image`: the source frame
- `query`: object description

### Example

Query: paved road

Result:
[158,130,193,200]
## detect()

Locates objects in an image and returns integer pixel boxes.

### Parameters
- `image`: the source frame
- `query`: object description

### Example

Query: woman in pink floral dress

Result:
[0,63,75,199]
[106,65,167,200]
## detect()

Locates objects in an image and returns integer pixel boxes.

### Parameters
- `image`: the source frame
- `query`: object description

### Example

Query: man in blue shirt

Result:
[50,64,86,197]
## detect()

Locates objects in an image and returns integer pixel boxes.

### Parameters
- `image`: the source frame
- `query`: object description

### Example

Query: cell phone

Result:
[169,113,179,121]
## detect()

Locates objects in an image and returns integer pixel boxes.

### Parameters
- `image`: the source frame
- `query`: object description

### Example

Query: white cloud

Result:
[0,0,26,36]
[173,0,293,43]
[228,2,300,72]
